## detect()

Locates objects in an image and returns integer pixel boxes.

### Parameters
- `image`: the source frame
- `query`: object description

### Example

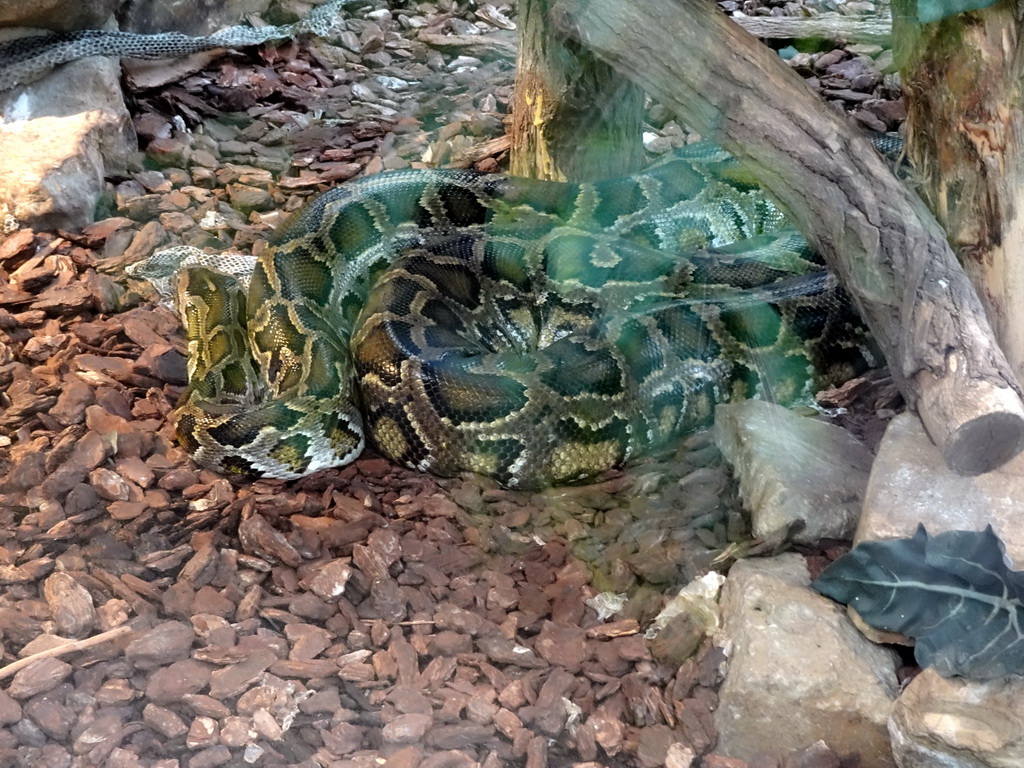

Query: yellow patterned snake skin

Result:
[158,144,872,489]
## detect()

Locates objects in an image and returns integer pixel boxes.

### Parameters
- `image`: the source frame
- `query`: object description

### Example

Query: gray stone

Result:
[0,0,117,30]
[714,554,898,766]
[715,401,873,543]
[855,412,1024,565]
[120,0,271,36]
[889,668,1024,767]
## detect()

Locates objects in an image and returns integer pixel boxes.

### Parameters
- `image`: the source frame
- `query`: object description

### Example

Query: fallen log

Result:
[552,0,1024,474]
[732,12,891,44]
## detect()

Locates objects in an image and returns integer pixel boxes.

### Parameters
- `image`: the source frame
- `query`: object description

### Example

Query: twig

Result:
[0,625,133,681]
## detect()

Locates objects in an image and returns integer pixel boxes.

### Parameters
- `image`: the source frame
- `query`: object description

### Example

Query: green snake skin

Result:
[170,143,871,489]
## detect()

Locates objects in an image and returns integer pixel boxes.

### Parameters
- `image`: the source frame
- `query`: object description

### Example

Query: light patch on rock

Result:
[889,668,1024,767]
[646,571,725,638]
[714,554,898,765]
[715,400,873,544]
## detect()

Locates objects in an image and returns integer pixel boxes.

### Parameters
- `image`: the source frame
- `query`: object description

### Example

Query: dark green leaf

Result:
[917,0,998,24]
[812,525,1024,679]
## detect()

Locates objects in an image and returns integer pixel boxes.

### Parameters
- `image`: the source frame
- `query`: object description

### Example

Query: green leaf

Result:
[917,0,998,24]
[812,525,1024,679]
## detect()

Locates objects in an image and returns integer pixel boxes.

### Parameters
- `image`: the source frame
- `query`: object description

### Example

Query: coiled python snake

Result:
[143,144,873,489]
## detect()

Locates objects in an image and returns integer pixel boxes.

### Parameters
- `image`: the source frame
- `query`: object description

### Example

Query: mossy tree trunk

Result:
[509,0,646,181]
[893,0,1024,383]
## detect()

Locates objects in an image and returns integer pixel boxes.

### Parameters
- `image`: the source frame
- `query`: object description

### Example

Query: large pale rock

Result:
[120,0,272,36]
[889,669,1024,767]
[856,412,1024,564]
[0,56,135,173]
[714,554,898,766]
[0,113,109,230]
[715,400,873,543]
[0,0,117,31]
[0,55,136,229]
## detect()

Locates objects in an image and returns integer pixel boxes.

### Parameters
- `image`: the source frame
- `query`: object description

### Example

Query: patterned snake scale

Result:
[171,143,873,489]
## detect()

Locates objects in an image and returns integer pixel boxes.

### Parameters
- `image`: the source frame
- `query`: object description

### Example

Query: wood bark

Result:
[509,0,645,181]
[893,1,1024,387]
[551,0,1024,474]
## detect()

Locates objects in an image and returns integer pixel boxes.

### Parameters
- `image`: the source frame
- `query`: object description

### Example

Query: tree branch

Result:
[552,0,1024,474]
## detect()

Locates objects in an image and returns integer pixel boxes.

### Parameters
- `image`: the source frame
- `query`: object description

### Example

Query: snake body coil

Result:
[170,145,870,489]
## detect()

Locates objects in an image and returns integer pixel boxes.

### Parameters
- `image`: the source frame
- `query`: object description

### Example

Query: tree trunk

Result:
[893,0,1024,384]
[551,0,1024,474]
[509,0,646,181]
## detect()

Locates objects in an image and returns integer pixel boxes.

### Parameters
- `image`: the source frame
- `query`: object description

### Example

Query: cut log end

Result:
[917,365,1024,475]
[942,412,1024,475]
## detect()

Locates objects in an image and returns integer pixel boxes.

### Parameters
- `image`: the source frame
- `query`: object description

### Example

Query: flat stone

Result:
[0,688,22,725]
[145,660,211,705]
[715,401,873,543]
[713,554,897,766]
[889,668,1024,766]
[227,183,274,213]
[856,412,1024,564]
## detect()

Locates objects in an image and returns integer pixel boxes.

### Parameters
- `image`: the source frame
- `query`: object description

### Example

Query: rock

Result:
[825,56,877,86]
[0,0,117,30]
[814,49,847,72]
[715,401,873,543]
[126,621,197,669]
[851,109,888,133]
[0,53,137,230]
[864,98,908,127]
[8,658,73,699]
[856,412,1024,564]
[120,0,272,35]
[714,554,898,766]
[42,572,96,638]
[226,183,274,213]
[0,113,106,230]
[647,572,725,666]
[0,55,136,175]
[122,50,226,91]
[889,668,1024,767]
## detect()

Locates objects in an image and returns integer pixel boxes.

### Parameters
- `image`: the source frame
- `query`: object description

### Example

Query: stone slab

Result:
[714,554,898,765]
[0,113,109,231]
[856,411,1024,565]
[715,400,873,544]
